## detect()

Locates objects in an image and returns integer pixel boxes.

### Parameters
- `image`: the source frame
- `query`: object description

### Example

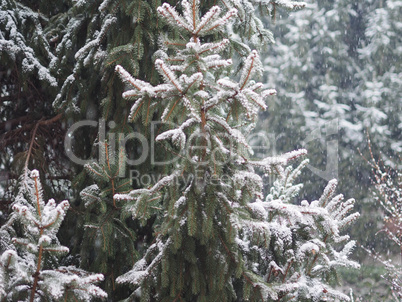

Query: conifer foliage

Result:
[0,0,361,301]
[244,160,359,301]
[0,170,107,301]
[114,0,358,301]
[78,141,135,298]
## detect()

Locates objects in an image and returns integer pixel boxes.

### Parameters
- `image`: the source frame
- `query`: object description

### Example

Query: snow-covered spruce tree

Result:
[78,142,135,299]
[49,0,307,175]
[241,159,359,301]
[0,170,107,301]
[30,0,306,299]
[114,1,358,300]
[356,0,402,161]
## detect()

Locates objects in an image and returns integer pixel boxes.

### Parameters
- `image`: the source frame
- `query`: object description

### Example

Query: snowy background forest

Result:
[0,0,401,301]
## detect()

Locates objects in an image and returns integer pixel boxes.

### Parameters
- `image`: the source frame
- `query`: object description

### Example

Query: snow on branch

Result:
[116,237,171,286]
[0,169,107,300]
[198,39,230,55]
[194,6,222,35]
[0,5,57,87]
[235,158,359,300]
[204,8,238,34]
[116,65,151,91]
[240,50,262,90]
[156,118,198,149]
[114,171,182,220]
[157,3,192,32]
[274,0,307,10]
[249,149,307,173]
[158,1,237,37]
[207,116,252,152]
[155,59,183,92]
[74,15,117,62]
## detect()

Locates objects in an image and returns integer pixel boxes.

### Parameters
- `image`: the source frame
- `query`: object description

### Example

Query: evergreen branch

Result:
[128,99,144,122]
[240,50,257,90]
[199,39,230,55]
[307,235,328,276]
[115,65,142,90]
[194,6,221,36]
[205,8,238,33]
[163,97,181,122]
[319,179,337,207]
[84,164,105,180]
[41,212,60,229]
[206,59,232,69]
[155,60,183,93]
[282,259,294,283]
[116,180,131,190]
[246,91,267,110]
[157,3,191,32]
